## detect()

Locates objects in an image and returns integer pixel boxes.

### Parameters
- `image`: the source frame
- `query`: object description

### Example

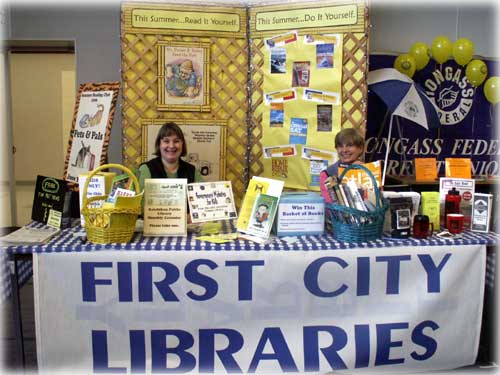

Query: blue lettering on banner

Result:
[417,254,452,293]
[80,260,265,303]
[82,255,448,372]
[225,260,265,301]
[375,255,411,294]
[303,254,451,298]
[91,322,439,373]
[375,323,408,365]
[411,320,440,361]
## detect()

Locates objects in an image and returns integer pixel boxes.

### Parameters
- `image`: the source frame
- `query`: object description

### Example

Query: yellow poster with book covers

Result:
[256,19,344,191]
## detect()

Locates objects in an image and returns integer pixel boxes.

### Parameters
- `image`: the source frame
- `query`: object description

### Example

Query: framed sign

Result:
[157,41,210,112]
[64,82,120,183]
[141,119,227,181]
[187,181,237,223]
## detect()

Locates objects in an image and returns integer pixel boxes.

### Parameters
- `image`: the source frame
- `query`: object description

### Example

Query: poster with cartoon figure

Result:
[64,82,120,183]
[157,41,210,111]
[244,193,278,239]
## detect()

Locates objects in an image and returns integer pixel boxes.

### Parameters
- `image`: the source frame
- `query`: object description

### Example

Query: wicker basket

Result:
[81,163,142,244]
[326,164,388,242]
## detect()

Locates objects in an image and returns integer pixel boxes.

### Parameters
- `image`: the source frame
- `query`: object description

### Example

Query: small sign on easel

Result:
[32,175,71,229]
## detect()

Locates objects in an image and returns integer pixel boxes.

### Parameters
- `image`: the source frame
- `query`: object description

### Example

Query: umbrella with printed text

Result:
[367,68,441,185]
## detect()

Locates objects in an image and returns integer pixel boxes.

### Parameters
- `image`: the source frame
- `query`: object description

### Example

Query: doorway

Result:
[3,42,75,226]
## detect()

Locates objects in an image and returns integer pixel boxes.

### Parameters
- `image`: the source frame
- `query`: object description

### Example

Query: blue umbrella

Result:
[367,68,441,185]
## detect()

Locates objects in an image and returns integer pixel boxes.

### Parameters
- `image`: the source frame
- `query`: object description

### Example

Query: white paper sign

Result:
[277,202,324,234]
[34,244,485,373]
[187,181,237,223]
[78,174,106,227]
[66,91,114,182]
[144,178,187,236]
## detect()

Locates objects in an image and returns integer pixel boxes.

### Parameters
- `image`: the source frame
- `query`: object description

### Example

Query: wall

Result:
[5,1,499,166]
[369,2,498,57]
[7,3,123,164]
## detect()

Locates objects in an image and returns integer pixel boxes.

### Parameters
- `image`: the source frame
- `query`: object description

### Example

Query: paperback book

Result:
[237,176,284,243]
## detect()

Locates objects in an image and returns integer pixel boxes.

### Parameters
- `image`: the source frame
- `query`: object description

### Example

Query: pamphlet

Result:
[187,181,237,223]
[338,160,382,189]
[471,193,493,233]
[445,158,472,179]
[78,173,112,227]
[236,176,284,234]
[242,194,278,239]
[439,178,475,228]
[143,178,187,237]
[421,191,441,230]
[0,225,60,246]
[106,173,136,204]
[414,158,438,181]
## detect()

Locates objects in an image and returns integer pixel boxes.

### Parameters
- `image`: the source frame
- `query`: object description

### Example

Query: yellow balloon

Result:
[394,54,416,78]
[431,35,452,64]
[409,42,431,70]
[483,76,500,104]
[466,59,488,87]
[453,38,474,66]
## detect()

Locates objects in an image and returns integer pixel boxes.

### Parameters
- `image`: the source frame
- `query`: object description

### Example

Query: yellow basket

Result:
[81,163,142,244]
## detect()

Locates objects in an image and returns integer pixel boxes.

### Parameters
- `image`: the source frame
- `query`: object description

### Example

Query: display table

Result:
[4,222,499,373]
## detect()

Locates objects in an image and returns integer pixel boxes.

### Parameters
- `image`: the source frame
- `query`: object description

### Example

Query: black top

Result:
[143,156,196,183]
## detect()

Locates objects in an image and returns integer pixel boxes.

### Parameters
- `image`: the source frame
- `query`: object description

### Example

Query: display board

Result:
[249,1,368,190]
[121,1,368,203]
[121,2,248,206]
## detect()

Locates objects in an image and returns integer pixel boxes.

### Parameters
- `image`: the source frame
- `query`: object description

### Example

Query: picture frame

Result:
[64,81,120,183]
[141,119,227,181]
[157,41,211,112]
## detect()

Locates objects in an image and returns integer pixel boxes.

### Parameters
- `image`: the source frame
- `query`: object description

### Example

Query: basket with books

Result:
[81,163,142,244]
[325,164,388,242]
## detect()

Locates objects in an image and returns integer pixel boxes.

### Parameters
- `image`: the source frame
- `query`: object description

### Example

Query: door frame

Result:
[4,40,75,226]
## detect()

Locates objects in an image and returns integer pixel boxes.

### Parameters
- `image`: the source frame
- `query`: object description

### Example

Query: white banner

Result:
[34,245,485,374]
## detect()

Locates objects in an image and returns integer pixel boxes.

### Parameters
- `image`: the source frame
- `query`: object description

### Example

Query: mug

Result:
[413,214,434,239]
[446,213,465,234]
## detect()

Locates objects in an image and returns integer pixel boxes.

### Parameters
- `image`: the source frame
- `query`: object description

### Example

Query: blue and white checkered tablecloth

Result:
[0,253,34,304]
[4,220,499,254]
[1,220,498,303]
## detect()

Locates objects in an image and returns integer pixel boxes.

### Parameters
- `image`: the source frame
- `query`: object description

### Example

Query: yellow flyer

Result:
[236,176,284,231]
[445,158,472,179]
[415,158,438,181]
[338,160,382,189]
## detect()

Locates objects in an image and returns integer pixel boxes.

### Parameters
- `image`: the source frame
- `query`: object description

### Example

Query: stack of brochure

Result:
[0,225,60,246]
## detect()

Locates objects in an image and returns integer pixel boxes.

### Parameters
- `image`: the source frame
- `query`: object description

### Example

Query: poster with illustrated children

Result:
[64,82,120,183]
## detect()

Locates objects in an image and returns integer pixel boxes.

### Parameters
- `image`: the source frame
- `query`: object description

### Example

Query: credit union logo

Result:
[422,65,474,125]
